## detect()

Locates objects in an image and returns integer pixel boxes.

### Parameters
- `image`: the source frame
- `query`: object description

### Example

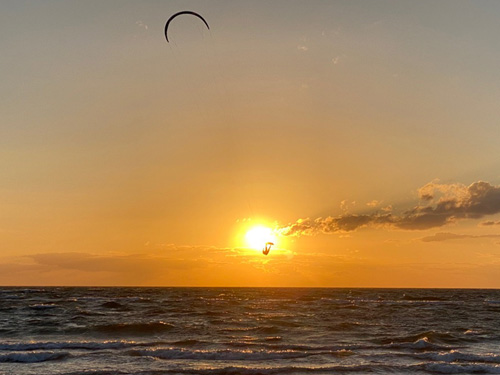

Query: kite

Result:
[165,11,210,43]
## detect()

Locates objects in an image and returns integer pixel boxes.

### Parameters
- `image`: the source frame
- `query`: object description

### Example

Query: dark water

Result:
[1,288,500,374]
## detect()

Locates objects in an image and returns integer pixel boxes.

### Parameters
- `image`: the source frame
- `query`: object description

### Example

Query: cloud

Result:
[419,232,500,242]
[481,220,500,226]
[135,20,148,30]
[30,251,207,275]
[366,200,381,207]
[279,181,500,236]
[0,246,304,286]
[417,180,470,203]
[399,181,500,229]
[331,54,346,64]
[340,200,356,212]
[297,45,308,51]
[279,214,394,236]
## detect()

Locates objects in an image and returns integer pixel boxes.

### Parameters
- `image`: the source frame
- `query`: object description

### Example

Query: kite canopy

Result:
[165,11,210,42]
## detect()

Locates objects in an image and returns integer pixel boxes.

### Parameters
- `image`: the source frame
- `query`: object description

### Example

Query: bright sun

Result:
[245,226,277,251]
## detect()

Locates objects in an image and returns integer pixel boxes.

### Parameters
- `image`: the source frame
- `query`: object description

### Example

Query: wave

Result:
[221,339,373,352]
[265,319,301,328]
[92,321,175,335]
[97,364,412,375]
[128,347,351,361]
[402,294,449,302]
[327,321,363,331]
[378,330,465,346]
[200,364,399,375]
[485,299,500,304]
[222,326,281,334]
[100,301,126,309]
[0,351,69,363]
[3,287,500,374]
[390,337,450,350]
[423,363,500,374]
[13,363,500,375]
[264,336,282,342]
[418,350,500,364]
[171,339,206,347]
[28,303,59,310]
[0,294,23,300]
[72,309,105,317]
[0,340,169,351]
[248,326,281,334]
[58,365,398,375]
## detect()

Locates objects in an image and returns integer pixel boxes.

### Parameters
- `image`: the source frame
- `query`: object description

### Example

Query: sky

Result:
[1,0,500,287]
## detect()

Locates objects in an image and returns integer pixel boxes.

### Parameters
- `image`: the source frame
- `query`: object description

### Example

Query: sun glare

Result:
[245,226,277,251]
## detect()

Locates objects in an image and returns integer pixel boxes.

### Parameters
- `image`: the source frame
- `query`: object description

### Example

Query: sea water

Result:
[1,287,500,374]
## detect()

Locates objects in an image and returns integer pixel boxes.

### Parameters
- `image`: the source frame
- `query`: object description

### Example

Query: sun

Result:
[245,226,277,251]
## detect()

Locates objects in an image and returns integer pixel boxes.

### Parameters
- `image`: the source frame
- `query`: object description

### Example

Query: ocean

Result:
[1,287,500,374]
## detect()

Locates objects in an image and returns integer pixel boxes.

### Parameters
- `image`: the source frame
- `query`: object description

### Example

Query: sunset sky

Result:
[2,1,500,287]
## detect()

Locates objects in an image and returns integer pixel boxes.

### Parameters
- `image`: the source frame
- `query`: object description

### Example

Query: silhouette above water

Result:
[262,242,274,256]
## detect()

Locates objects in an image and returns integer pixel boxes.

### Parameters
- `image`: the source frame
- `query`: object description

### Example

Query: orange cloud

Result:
[419,232,500,242]
[280,180,500,236]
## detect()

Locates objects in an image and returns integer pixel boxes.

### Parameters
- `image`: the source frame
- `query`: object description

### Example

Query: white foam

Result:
[464,329,480,334]
[392,337,446,350]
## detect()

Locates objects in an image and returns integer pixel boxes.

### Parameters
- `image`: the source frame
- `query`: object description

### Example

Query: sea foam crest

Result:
[391,337,448,350]
[420,350,500,364]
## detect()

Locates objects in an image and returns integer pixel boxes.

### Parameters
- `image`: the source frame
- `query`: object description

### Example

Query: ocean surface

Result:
[1,288,500,375]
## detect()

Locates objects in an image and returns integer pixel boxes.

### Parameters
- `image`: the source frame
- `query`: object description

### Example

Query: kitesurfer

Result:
[262,242,273,256]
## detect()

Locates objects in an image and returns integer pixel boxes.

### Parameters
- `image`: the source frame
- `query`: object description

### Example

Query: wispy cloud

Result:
[366,200,381,207]
[331,54,346,65]
[279,181,500,236]
[30,251,208,274]
[419,232,500,242]
[0,246,301,286]
[135,20,148,30]
[481,220,500,226]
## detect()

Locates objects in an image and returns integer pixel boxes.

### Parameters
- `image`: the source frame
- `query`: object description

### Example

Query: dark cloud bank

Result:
[279,181,500,236]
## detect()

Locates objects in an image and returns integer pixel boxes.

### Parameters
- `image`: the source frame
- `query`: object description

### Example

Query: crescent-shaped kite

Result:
[165,11,210,43]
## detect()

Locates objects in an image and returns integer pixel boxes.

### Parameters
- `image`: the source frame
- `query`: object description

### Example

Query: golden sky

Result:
[1,1,500,287]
